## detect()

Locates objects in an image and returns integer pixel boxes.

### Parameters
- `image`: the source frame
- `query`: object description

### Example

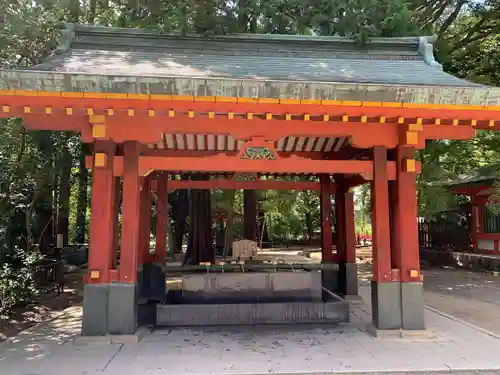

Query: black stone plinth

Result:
[371,280,402,330]
[321,266,338,294]
[82,282,138,336]
[82,284,108,336]
[338,262,358,296]
[401,282,425,330]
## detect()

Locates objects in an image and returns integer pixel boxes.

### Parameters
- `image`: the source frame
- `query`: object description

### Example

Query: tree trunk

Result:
[57,144,71,247]
[244,190,257,241]
[223,190,236,257]
[170,188,188,253]
[75,145,88,244]
[184,174,213,265]
[258,206,269,246]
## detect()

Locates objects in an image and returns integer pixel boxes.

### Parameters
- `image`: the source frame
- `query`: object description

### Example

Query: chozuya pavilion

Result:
[1,23,499,339]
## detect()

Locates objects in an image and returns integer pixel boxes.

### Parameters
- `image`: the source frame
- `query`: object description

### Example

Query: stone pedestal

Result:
[401,282,425,330]
[82,283,138,336]
[338,262,358,296]
[370,280,401,330]
[321,263,338,294]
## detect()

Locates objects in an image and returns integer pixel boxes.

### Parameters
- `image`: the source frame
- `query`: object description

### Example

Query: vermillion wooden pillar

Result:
[370,146,402,332]
[112,177,121,268]
[320,175,333,262]
[120,141,141,283]
[335,184,358,296]
[335,188,346,260]
[155,175,169,263]
[395,145,425,330]
[83,142,119,337]
[87,142,117,284]
[139,177,152,264]
[388,181,400,269]
[320,174,336,293]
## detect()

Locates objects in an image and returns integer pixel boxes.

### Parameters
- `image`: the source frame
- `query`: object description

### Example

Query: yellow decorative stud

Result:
[416,117,423,125]
[342,115,349,122]
[361,115,367,123]
[107,109,114,116]
[266,113,273,120]
[435,118,441,125]
[323,114,330,122]
[471,120,477,127]
[379,116,386,123]
[87,108,94,115]
[398,117,405,124]
[285,113,292,121]
[45,107,52,114]
[188,110,195,118]
[406,131,418,145]
[408,123,423,132]
[66,108,73,115]
[92,124,106,139]
[168,110,175,118]
[94,153,107,167]
[128,109,135,117]
[489,120,495,127]
[409,269,419,278]
[404,158,416,173]
[148,109,155,117]
[209,111,215,119]
[304,114,310,121]
[24,106,31,114]
[452,119,459,126]
[89,270,100,280]
[2,105,10,113]
[228,112,234,119]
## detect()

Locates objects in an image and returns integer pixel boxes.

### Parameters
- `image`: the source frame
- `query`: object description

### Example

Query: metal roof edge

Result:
[418,35,443,70]
[64,23,425,48]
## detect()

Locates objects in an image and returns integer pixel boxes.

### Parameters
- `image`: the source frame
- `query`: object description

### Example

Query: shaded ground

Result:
[0,269,84,341]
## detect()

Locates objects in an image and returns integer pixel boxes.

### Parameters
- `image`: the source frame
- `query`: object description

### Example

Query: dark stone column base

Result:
[370,280,402,330]
[401,282,425,330]
[338,262,358,296]
[82,284,108,336]
[82,282,138,336]
[321,266,338,294]
[138,263,166,303]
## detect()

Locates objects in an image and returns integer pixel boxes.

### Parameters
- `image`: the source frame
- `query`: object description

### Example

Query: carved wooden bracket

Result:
[237,137,278,160]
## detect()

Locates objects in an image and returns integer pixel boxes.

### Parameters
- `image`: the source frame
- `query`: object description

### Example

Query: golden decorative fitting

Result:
[94,153,107,167]
[342,115,349,122]
[285,113,292,121]
[304,114,310,121]
[188,110,195,118]
[435,119,441,125]
[45,107,52,114]
[2,105,10,113]
[87,108,94,115]
[379,116,386,123]
[107,109,114,116]
[208,112,215,119]
[92,124,106,139]
[66,108,73,115]
[361,115,367,123]
[128,109,135,117]
[228,112,234,119]
[24,106,31,114]
[148,109,155,117]
[471,120,477,127]
[168,110,175,118]
[489,120,495,127]
[266,113,273,120]
[323,114,330,122]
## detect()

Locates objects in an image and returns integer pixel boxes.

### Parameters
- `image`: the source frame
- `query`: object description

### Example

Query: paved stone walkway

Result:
[2,286,500,374]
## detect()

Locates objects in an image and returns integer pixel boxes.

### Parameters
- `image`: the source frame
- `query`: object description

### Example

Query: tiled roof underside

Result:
[148,134,347,153]
[26,25,480,87]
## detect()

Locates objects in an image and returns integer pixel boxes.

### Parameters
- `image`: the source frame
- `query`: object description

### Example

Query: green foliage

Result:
[0,248,41,319]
